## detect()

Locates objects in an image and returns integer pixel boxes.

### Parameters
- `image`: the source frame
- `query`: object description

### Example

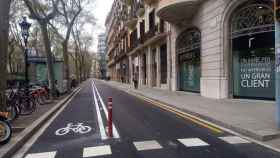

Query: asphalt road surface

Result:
[13,79,280,158]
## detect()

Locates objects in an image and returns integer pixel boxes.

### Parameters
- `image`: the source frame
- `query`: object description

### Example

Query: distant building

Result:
[97,33,107,79]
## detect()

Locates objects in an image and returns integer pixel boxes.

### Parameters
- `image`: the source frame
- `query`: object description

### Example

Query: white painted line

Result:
[91,81,108,140]
[219,136,251,144]
[92,80,120,139]
[178,138,209,147]
[133,140,163,151]
[25,151,57,158]
[83,145,112,157]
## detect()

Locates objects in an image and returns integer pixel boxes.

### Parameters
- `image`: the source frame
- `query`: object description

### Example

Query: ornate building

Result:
[106,0,276,100]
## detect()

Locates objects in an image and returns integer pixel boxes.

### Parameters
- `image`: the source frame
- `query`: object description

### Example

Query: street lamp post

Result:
[19,17,31,106]
[275,0,280,128]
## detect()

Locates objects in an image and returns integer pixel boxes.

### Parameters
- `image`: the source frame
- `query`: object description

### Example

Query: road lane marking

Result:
[131,93,223,134]
[25,151,57,158]
[55,122,92,136]
[91,81,108,140]
[92,80,120,139]
[83,145,112,157]
[219,136,251,144]
[133,140,163,151]
[178,138,209,147]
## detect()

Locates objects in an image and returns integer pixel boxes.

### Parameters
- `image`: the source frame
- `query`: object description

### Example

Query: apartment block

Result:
[106,0,275,100]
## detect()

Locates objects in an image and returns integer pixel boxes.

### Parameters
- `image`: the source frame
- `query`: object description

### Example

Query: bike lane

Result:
[23,81,104,158]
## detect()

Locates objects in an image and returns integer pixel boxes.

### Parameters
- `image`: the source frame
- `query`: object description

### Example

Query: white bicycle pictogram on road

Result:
[55,122,92,136]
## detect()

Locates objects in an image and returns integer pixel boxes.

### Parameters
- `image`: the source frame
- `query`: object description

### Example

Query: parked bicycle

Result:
[0,112,12,145]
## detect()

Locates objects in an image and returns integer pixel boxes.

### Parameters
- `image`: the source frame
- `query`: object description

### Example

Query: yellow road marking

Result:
[131,93,223,134]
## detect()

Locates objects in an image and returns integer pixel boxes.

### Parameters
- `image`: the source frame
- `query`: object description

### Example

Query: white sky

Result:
[90,0,113,52]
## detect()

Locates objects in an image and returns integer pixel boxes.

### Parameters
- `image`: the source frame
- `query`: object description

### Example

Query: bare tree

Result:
[23,0,59,99]
[0,0,12,111]
[49,0,84,91]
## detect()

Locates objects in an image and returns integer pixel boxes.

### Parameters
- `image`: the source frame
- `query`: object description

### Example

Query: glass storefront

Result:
[231,1,275,99]
[177,28,201,92]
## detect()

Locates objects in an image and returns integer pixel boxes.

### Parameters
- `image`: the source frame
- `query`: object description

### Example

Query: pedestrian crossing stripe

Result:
[178,138,209,147]
[219,136,251,144]
[25,136,251,157]
[25,151,57,158]
[133,140,163,151]
[83,145,112,157]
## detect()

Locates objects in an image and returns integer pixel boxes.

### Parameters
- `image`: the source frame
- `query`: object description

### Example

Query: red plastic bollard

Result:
[108,97,113,137]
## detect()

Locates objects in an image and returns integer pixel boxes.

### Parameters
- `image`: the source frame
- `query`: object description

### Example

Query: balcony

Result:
[157,0,202,24]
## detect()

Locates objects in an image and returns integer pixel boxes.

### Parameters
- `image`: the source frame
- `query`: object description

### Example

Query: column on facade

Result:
[156,47,161,87]
[167,32,172,90]
[138,53,143,86]
[170,25,178,91]
[147,46,152,87]
[129,55,133,85]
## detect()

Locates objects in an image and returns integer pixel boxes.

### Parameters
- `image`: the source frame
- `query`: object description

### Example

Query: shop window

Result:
[230,1,275,99]
[176,28,201,92]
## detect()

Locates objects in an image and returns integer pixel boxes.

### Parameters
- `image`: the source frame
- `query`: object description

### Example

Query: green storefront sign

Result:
[233,32,275,99]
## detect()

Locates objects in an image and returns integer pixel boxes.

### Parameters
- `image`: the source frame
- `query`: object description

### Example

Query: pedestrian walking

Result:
[133,73,138,89]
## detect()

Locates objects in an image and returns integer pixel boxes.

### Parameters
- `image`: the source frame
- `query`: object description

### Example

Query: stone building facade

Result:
[106,0,275,100]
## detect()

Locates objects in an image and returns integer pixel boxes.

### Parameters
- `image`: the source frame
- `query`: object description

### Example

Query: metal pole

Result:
[24,40,30,107]
[275,0,280,128]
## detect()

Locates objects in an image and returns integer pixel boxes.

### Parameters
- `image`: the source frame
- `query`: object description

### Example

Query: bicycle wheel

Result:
[55,128,69,136]
[79,126,92,134]
[0,118,12,145]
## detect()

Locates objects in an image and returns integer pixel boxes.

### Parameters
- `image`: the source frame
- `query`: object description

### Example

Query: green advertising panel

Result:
[36,64,48,84]
[233,32,275,99]
[36,62,63,86]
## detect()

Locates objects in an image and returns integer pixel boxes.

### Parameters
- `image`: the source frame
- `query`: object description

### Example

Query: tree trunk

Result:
[9,53,13,73]
[0,0,11,112]
[79,57,83,82]
[62,41,70,91]
[75,50,79,83]
[40,22,56,99]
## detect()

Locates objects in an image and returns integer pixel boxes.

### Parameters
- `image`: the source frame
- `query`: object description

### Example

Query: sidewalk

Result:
[102,80,280,145]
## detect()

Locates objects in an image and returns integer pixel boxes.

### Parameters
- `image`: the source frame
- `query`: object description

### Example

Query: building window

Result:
[160,44,167,84]
[149,9,155,31]
[230,1,275,99]
[176,28,201,92]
